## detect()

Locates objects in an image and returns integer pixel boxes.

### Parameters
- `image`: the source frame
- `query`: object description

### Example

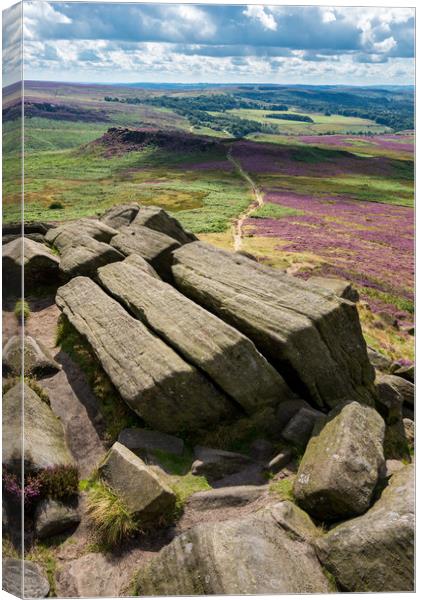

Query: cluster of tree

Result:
[190,112,278,137]
[232,86,414,131]
[104,94,280,137]
[266,113,314,123]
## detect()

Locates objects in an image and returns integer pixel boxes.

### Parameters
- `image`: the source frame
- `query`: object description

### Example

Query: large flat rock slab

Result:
[315,464,414,592]
[110,224,180,281]
[59,235,124,278]
[172,242,376,410]
[293,401,385,520]
[135,501,333,595]
[98,257,291,414]
[56,277,235,433]
[56,552,126,598]
[132,205,197,244]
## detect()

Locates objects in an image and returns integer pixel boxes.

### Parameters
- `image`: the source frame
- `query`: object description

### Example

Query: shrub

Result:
[37,465,79,501]
[2,465,79,505]
[14,299,30,322]
[48,201,64,210]
[86,481,140,547]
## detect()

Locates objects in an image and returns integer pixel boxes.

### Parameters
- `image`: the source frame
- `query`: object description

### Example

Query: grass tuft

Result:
[269,477,296,502]
[14,299,30,323]
[86,480,140,547]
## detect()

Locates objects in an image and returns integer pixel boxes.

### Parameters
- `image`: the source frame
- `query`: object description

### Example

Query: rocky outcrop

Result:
[307,275,359,302]
[3,382,74,473]
[132,205,197,245]
[97,257,291,414]
[3,334,61,378]
[35,498,80,539]
[56,277,234,432]
[2,558,50,598]
[391,363,414,383]
[98,442,176,521]
[100,203,140,229]
[3,237,60,293]
[110,224,180,281]
[293,401,385,520]
[315,464,414,592]
[45,218,117,250]
[135,501,333,595]
[59,235,124,278]
[191,446,253,481]
[172,242,376,410]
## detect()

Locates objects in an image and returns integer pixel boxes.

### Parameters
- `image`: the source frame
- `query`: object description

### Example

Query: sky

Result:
[2,1,416,87]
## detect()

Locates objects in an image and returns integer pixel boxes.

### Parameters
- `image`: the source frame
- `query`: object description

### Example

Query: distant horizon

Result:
[4,79,415,92]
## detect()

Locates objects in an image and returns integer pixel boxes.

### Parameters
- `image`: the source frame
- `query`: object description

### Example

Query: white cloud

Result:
[373,37,397,54]
[244,6,277,32]
[23,1,71,40]
[322,10,336,24]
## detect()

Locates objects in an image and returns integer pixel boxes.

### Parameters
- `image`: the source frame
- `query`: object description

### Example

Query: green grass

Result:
[251,203,304,219]
[216,108,387,135]
[86,480,140,547]
[269,477,296,501]
[55,315,141,442]
[360,286,414,314]
[14,299,31,322]
[171,473,211,508]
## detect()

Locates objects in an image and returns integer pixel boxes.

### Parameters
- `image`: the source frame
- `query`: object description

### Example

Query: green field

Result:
[209,108,390,135]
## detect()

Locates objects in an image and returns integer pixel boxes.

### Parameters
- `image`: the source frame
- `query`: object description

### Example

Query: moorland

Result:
[3,81,415,363]
[2,81,415,597]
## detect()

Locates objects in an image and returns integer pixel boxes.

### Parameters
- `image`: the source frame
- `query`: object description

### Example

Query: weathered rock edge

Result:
[56,276,235,433]
[97,256,291,414]
[172,242,376,410]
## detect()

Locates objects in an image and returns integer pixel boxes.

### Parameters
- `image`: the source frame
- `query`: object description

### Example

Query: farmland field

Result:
[2,81,414,362]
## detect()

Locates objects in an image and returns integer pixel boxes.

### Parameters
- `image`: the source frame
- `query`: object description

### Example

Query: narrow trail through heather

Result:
[227,147,264,252]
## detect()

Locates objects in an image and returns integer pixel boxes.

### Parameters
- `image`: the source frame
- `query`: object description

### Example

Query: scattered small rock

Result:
[56,552,125,598]
[2,558,50,598]
[314,464,414,592]
[265,448,293,474]
[403,418,414,451]
[3,334,61,378]
[281,407,323,448]
[249,438,275,461]
[191,446,253,481]
[98,442,176,522]
[35,498,80,539]
[293,401,385,520]
[187,485,266,511]
[118,428,184,457]
[367,346,393,372]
